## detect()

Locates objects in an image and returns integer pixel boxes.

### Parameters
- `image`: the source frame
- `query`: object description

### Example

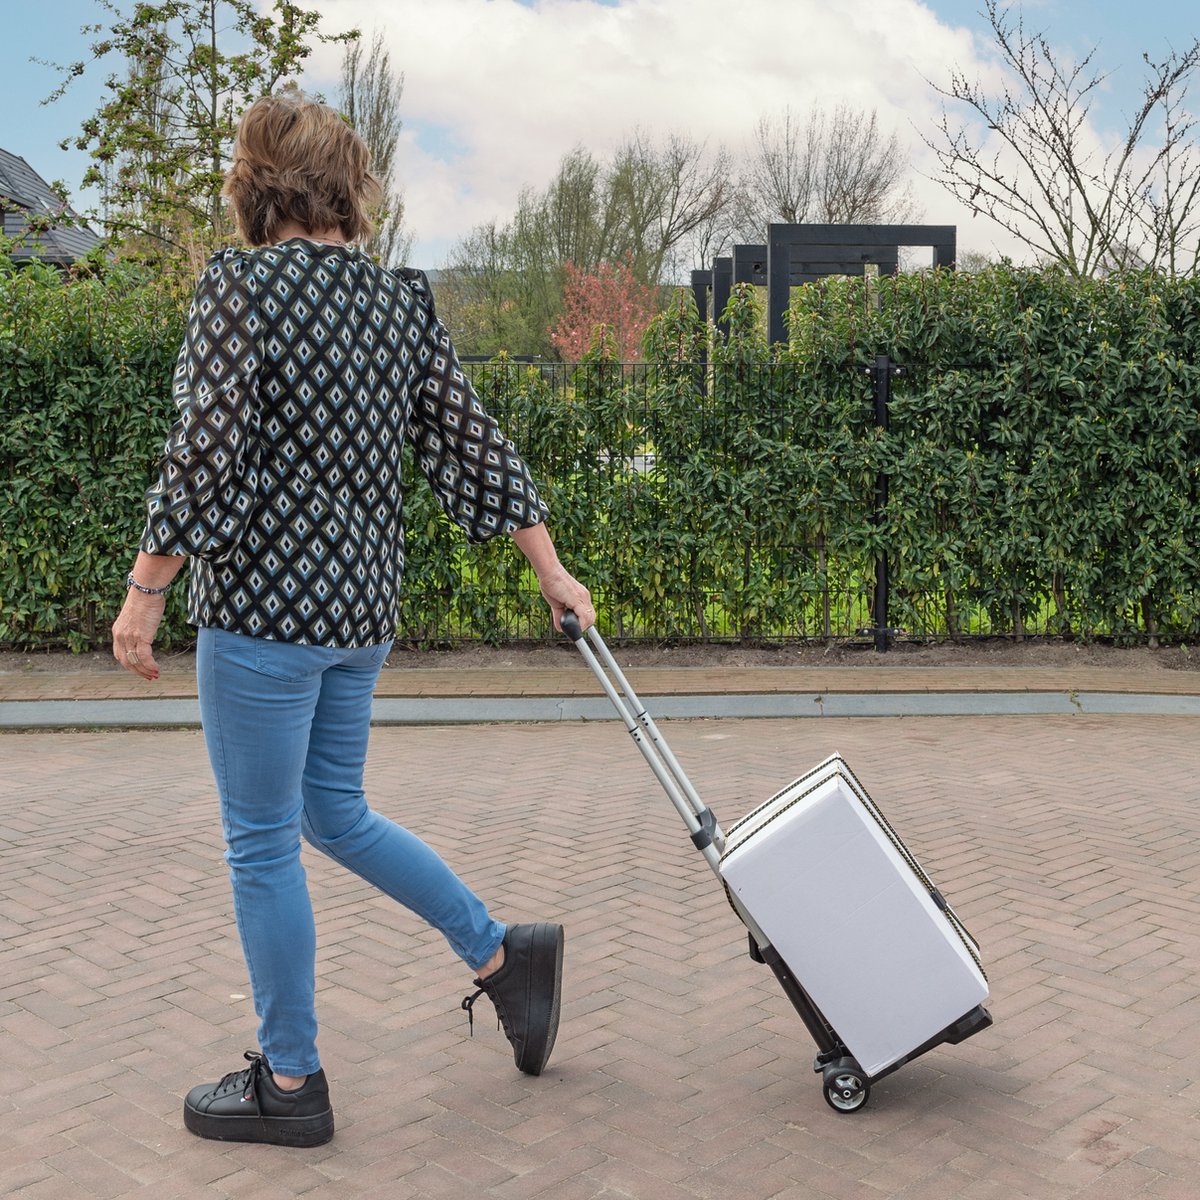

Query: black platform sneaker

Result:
[183,1051,334,1147]
[462,922,564,1076]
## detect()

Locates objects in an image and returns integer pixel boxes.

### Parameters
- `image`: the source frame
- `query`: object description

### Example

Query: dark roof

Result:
[0,148,103,263]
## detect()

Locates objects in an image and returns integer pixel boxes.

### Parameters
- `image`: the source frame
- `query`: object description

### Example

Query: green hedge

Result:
[2,255,1197,649]
[784,268,1200,640]
[0,258,187,649]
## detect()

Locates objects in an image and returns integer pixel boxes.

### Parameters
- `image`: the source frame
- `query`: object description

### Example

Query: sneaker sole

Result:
[519,922,564,1076]
[183,1102,335,1147]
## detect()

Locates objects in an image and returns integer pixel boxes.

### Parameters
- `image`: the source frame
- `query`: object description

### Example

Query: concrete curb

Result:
[4,690,1199,729]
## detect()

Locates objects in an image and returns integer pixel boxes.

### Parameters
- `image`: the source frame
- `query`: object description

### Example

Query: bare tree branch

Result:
[736,103,916,241]
[609,131,734,282]
[923,0,1200,275]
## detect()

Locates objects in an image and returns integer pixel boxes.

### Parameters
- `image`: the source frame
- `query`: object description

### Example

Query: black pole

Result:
[689,269,710,371]
[871,355,892,653]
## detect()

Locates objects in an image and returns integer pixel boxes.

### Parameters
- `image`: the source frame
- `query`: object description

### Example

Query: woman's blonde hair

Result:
[223,90,383,246]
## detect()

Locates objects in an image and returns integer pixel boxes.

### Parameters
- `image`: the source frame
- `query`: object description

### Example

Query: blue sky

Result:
[3,0,1197,266]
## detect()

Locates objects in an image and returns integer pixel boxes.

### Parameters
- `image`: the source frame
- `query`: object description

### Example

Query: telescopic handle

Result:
[559,609,772,956]
[559,607,726,867]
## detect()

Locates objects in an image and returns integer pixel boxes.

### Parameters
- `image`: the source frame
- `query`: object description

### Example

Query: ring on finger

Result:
[128,651,140,664]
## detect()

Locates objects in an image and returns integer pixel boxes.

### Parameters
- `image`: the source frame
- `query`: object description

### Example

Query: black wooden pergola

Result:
[691,223,956,345]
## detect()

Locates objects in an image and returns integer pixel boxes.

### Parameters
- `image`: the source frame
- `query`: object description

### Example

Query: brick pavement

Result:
[2,715,1199,1198]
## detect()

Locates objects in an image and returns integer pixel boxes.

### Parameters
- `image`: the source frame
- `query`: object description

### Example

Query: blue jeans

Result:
[196,627,506,1077]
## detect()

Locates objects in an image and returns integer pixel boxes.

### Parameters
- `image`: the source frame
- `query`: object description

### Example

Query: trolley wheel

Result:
[822,1059,870,1114]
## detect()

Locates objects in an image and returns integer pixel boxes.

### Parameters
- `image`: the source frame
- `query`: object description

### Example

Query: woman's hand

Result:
[536,563,595,634]
[112,590,166,681]
[509,523,595,632]
[113,553,183,679]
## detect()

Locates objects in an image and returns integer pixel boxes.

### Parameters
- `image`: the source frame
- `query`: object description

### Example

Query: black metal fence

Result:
[387,355,1194,646]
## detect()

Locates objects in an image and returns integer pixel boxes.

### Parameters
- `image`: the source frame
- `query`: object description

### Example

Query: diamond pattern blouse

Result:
[140,240,549,646]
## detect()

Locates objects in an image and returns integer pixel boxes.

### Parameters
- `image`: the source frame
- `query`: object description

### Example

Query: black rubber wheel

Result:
[822,1061,870,1113]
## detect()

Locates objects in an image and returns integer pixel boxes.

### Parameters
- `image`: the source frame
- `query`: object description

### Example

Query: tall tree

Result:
[439,219,541,355]
[817,107,913,224]
[514,147,614,276]
[741,106,820,226]
[607,131,734,283]
[443,133,733,357]
[924,0,1200,276]
[45,0,352,259]
[737,103,915,237]
[339,30,410,267]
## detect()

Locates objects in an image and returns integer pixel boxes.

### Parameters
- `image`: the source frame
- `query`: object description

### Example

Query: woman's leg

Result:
[299,640,505,971]
[196,628,332,1078]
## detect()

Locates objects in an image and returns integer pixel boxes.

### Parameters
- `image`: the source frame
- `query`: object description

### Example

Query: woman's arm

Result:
[112,551,186,680]
[510,523,594,633]
[116,251,259,681]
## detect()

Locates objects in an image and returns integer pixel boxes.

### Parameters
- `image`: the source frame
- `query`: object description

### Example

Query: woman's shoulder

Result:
[393,265,431,296]
[389,266,438,319]
[205,245,254,265]
[196,245,437,319]
[198,245,254,284]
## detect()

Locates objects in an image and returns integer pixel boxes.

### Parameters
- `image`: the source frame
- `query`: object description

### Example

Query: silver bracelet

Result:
[126,572,171,596]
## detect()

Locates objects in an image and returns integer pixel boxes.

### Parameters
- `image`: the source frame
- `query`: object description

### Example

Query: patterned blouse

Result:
[140,240,549,646]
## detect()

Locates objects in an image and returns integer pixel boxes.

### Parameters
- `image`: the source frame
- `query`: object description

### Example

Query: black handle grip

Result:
[561,609,584,642]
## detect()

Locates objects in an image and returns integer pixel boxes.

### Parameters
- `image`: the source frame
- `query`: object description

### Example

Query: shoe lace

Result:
[214,1051,266,1118]
[461,984,503,1038]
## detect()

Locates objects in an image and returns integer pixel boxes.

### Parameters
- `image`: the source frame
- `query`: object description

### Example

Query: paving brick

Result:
[2,714,1200,1196]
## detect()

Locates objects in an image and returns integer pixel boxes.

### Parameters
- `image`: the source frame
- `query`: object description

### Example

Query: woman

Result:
[111,90,594,1148]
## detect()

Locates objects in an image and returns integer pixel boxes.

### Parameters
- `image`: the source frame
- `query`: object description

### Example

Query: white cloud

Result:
[302,0,1027,266]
